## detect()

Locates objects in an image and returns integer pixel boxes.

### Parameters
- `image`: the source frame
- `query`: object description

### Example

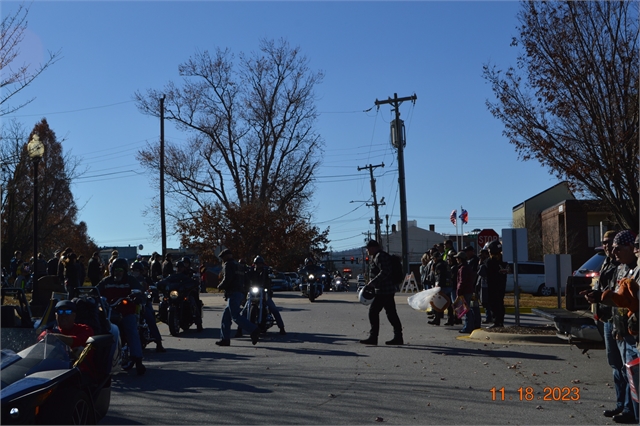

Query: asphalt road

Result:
[100,290,616,425]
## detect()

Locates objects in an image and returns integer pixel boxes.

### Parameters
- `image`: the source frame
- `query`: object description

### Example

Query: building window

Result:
[587,225,608,248]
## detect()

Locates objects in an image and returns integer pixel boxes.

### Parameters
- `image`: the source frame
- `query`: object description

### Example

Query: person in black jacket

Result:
[215,249,260,347]
[359,240,403,346]
[87,252,103,287]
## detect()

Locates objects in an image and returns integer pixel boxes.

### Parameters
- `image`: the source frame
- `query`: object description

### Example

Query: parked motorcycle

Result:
[157,276,203,336]
[244,285,275,333]
[302,271,325,302]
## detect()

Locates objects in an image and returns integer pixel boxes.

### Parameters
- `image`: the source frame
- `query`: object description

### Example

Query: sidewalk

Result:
[459,312,569,346]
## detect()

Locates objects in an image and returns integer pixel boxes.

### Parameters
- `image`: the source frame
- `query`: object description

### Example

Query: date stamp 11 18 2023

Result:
[490,386,580,401]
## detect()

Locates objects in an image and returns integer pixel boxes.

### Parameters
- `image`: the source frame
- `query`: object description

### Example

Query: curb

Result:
[459,329,566,346]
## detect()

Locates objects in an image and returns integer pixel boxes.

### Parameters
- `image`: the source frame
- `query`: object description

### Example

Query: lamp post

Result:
[27,134,44,291]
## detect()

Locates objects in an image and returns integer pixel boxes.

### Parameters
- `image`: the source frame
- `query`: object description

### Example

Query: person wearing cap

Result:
[442,240,454,262]
[454,251,476,333]
[216,249,260,346]
[359,240,403,346]
[87,251,103,287]
[597,230,640,424]
[38,300,94,354]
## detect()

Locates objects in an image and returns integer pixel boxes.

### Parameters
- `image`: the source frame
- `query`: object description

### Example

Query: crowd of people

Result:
[418,238,508,333]
[582,229,640,424]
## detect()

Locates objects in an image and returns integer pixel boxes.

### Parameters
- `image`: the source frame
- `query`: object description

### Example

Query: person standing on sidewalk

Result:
[582,230,628,420]
[359,240,403,346]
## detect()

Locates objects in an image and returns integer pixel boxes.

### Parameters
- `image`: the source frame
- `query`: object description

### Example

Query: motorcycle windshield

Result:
[1,334,72,388]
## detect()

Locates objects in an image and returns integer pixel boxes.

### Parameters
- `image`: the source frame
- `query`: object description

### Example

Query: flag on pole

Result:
[450,209,457,225]
[459,208,468,224]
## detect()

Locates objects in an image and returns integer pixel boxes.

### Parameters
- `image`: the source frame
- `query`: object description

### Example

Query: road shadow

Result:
[387,343,561,360]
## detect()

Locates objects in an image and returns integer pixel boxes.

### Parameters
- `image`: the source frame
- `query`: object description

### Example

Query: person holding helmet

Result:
[98,258,146,375]
[484,240,507,329]
[359,240,403,346]
[245,256,286,335]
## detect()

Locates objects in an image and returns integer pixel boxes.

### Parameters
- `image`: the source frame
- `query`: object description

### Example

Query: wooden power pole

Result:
[374,93,417,274]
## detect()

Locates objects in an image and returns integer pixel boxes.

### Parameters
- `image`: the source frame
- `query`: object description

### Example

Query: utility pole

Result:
[385,214,390,252]
[375,93,417,274]
[160,95,167,257]
[357,163,385,242]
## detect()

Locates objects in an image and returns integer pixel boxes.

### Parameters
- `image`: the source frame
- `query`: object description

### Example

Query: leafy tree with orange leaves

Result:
[484,1,638,230]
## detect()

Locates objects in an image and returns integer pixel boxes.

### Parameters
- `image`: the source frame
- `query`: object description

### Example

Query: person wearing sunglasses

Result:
[38,300,94,357]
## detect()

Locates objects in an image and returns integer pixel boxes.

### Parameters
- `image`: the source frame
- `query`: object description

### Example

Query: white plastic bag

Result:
[407,287,441,312]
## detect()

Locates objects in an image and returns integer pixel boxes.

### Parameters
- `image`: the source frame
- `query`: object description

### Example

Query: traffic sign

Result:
[477,229,499,248]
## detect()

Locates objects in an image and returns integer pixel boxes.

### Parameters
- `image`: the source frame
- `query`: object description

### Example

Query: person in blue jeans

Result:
[582,230,626,419]
[215,249,260,347]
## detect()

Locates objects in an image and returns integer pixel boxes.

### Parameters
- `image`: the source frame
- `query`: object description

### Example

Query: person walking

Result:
[359,240,403,346]
[215,249,260,346]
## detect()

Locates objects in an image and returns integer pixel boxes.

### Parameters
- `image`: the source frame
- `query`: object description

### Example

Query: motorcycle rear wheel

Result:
[168,309,180,336]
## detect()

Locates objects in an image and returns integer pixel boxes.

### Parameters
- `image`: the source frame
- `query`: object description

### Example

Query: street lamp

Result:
[27,134,44,291]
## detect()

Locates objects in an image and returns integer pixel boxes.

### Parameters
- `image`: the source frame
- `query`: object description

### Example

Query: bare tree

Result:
[135,38,327,261]
[484,1,639,230]
[0,4,61,116]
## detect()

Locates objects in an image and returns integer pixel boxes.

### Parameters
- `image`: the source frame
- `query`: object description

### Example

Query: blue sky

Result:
[3,1,559,258]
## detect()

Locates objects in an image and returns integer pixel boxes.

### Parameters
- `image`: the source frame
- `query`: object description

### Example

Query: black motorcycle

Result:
[244,285,275,333]
[157,277,203,336]
[331,276,348,292]
[302,271,325,302]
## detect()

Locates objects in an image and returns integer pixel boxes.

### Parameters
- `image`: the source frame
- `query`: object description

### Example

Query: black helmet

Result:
[181,256,191,265]
[131,261,144,272]
[254,255,265,265]
[487,240,502,254]
[111,258,129,274]
[304,257,314,266]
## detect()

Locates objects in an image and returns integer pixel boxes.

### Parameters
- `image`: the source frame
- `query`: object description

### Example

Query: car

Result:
[271,272,291,291]
[573,250,606,278]
[504,261,556,296]
[284,272,301,291]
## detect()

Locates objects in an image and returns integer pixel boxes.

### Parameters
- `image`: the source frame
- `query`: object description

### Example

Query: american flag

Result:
[450,209,457,225]
[459,208,469,224]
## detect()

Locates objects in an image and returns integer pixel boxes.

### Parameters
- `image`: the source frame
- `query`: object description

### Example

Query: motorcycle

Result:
[157,276,203,336]
[331,276,348,292]
[244,285,275,333]
[302,271,325,302]
[1,287,119,425]
[108,289,152,369]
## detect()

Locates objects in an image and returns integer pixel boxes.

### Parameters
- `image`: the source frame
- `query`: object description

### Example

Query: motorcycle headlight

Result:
[309,274,315,280]
[170,290,179,299]
[251,287,260,295]
[321,274,326,278]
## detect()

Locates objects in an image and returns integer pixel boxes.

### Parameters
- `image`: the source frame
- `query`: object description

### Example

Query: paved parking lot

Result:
[101,291,614,425]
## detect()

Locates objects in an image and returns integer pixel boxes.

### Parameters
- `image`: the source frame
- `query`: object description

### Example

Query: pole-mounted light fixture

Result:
[27,133,45,292]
